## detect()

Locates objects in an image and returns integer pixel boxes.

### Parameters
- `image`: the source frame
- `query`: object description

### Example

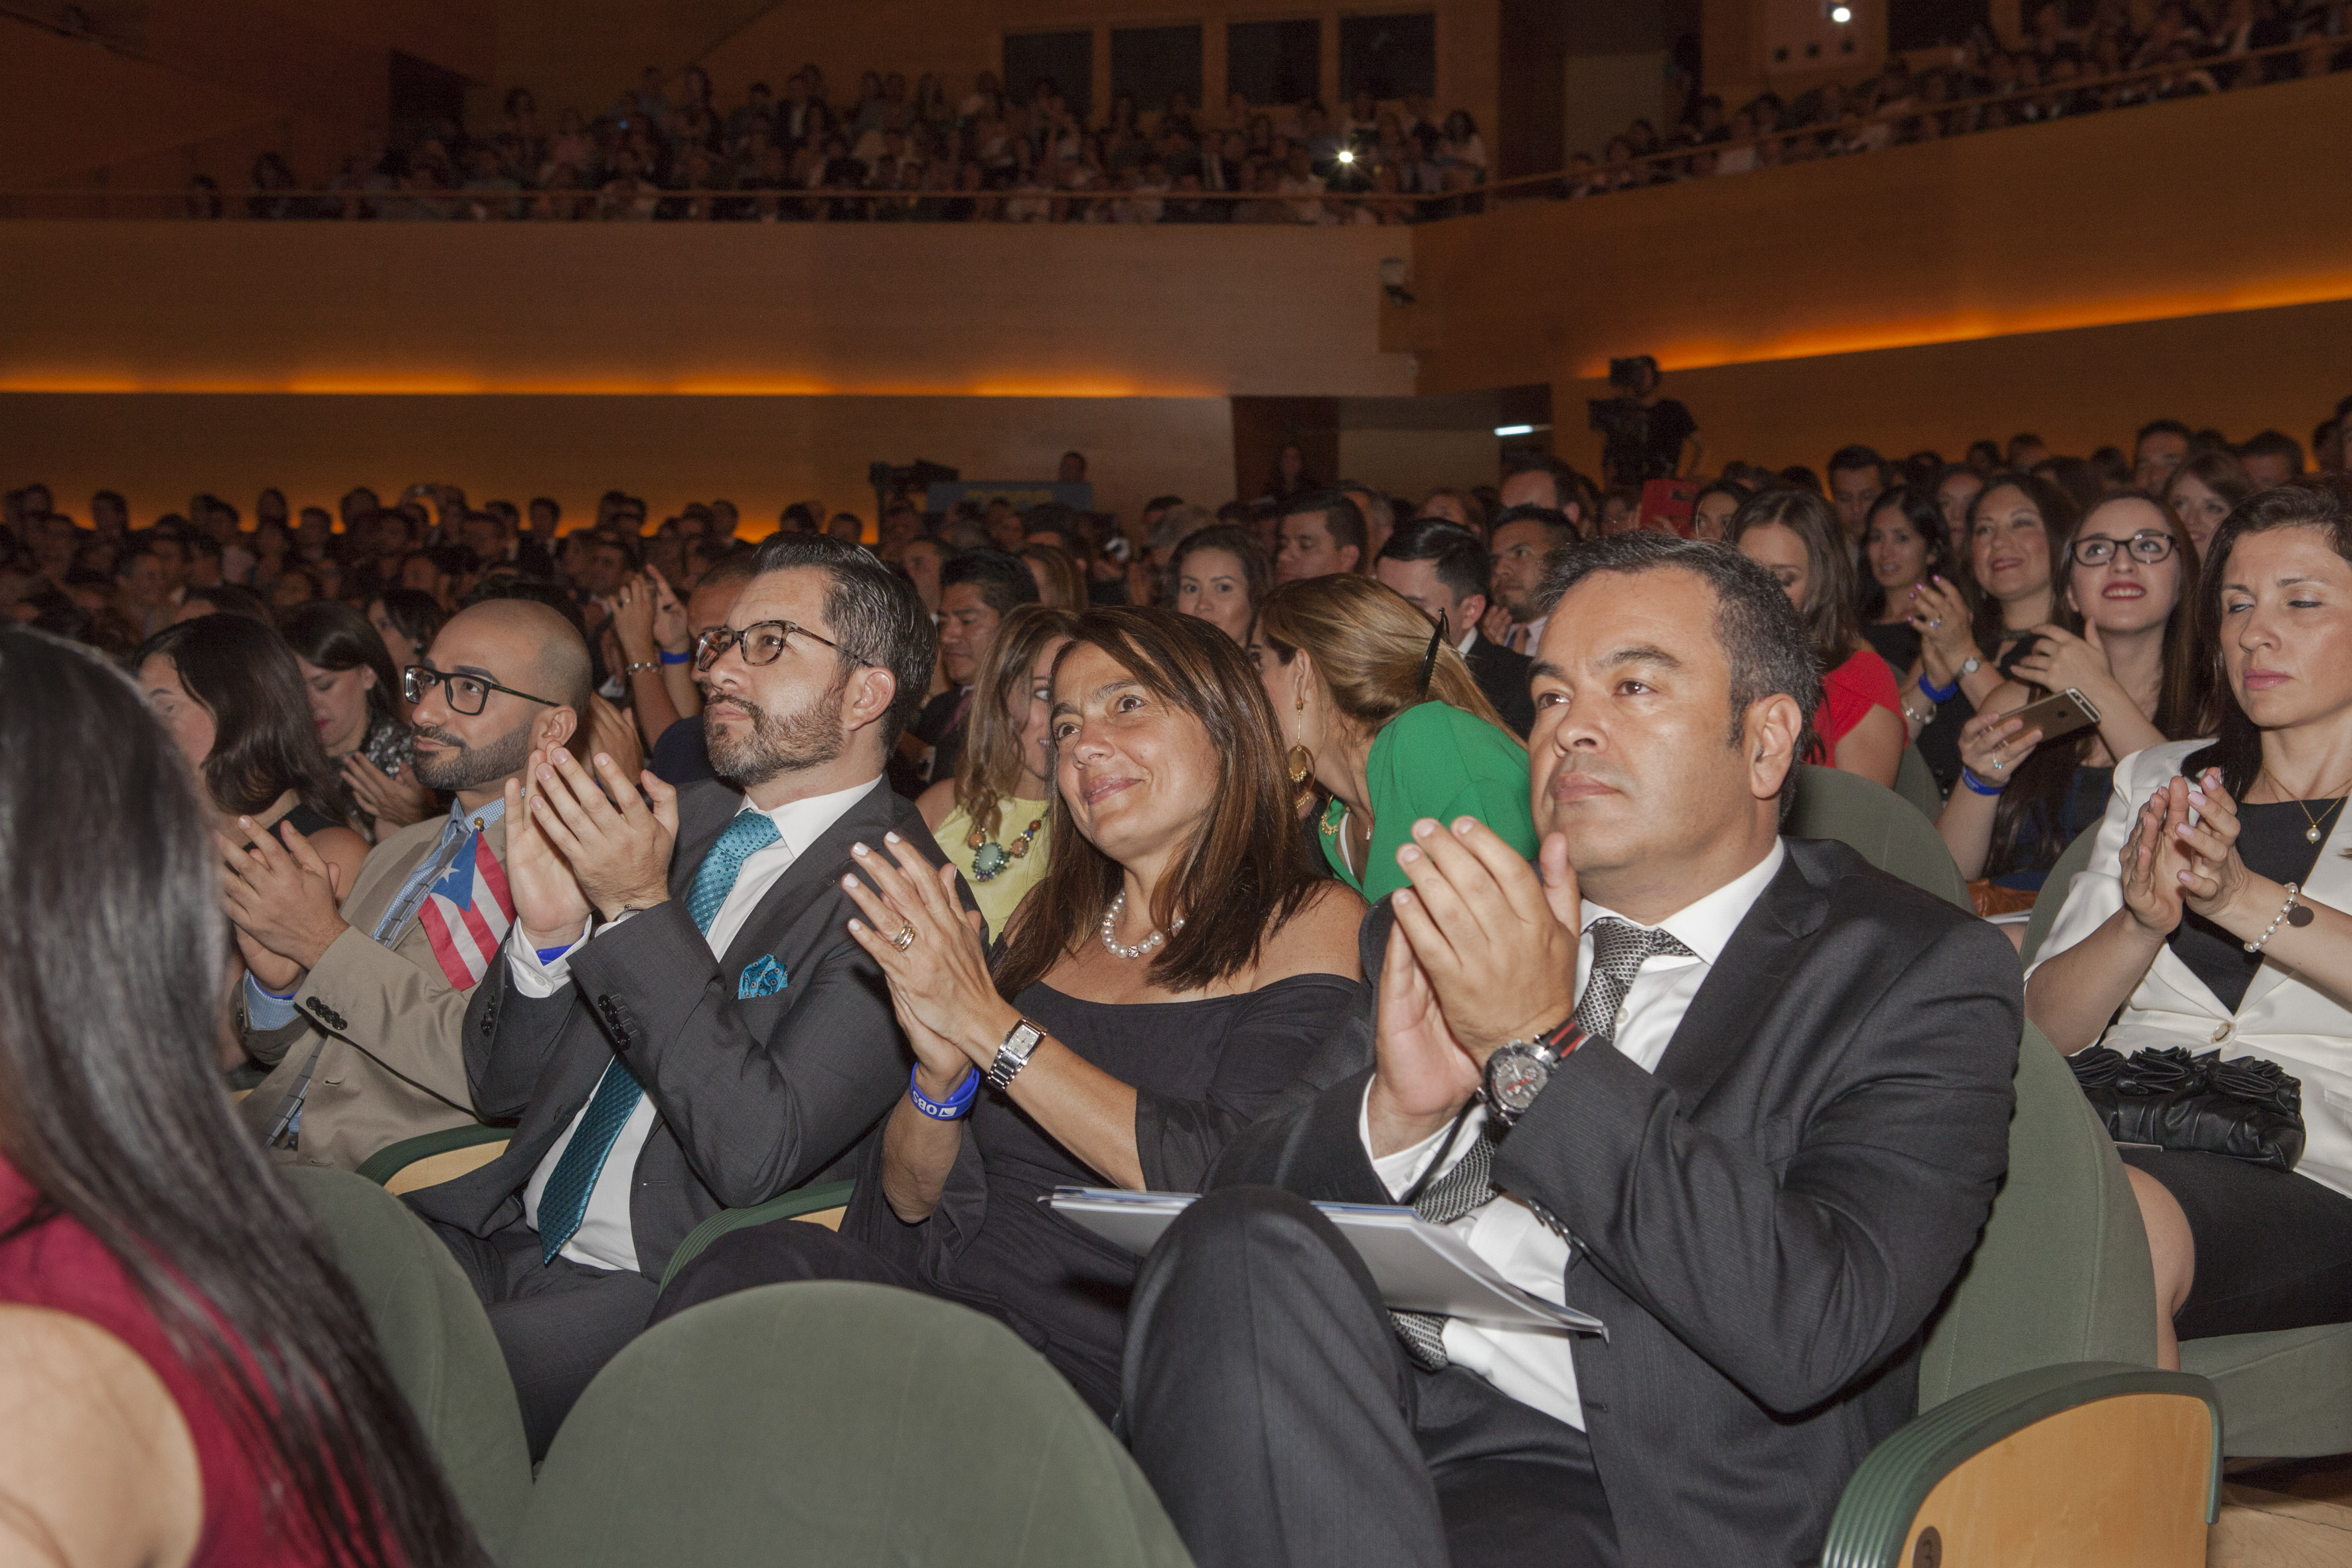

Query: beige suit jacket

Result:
[238,808,508,1171]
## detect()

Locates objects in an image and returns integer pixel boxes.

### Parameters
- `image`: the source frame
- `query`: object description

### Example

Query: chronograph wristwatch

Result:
[1481,1018,1592,1128]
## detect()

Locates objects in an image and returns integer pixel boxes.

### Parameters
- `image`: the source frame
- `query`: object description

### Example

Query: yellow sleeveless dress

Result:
[935,795,1055,941]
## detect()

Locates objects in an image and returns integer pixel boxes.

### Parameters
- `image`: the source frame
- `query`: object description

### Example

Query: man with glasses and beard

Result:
[227,598,591,1171]
[408,534,963,1458]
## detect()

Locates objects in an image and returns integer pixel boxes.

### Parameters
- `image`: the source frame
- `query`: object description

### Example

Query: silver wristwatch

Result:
[1482,1023,1589,1128]
[1957,654,1982,679]
[984,1017,1046,1090]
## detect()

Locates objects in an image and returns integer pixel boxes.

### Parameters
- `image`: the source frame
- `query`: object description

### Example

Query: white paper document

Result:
[1046,1188,1606,1338]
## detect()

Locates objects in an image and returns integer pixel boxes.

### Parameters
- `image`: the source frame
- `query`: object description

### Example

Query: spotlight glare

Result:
[1494,424,1536,437]
[1336,149,1356,164]
[1829,3,1853,22]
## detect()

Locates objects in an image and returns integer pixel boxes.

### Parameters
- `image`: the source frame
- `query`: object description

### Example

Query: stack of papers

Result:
[1046,1188,1605,1337]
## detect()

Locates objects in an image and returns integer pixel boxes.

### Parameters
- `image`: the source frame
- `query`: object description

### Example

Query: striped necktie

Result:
[536,810,783,1265]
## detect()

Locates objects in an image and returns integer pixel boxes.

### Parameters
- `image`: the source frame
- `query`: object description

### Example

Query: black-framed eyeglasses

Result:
[2071,532,2177,568]
[403,665,559,717]
[694,619,853,672]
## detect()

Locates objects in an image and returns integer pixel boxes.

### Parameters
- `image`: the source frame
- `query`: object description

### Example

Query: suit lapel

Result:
[712,779,896,974]
[1649,850,1828,1113]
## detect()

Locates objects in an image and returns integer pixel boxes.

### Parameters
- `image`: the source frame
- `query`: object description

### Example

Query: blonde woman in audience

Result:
[919,604,1081,935]
[1253,574,1534,902]
[2029,479,2352,1369]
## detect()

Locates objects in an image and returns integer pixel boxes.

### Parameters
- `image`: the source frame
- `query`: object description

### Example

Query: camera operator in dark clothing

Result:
[1588,355,1701,491]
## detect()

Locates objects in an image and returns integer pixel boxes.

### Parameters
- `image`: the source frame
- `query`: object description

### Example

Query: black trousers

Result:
[651,1219,926,1327]
[425,1218,659,1460]
[2119,1149,2352,1340]
[1121,1186,1618,1568]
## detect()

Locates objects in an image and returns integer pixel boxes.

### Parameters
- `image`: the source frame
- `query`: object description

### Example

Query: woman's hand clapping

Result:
[842,832,1003,1086]
[1906,574,1978,677]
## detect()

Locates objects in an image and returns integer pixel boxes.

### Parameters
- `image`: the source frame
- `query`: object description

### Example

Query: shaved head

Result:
[449,598,592,723]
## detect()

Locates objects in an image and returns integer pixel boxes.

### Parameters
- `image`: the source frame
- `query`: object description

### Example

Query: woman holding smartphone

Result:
[1937,491,2207,894]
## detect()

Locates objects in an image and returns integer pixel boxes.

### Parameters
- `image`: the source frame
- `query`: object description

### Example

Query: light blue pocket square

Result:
[738,956,788,999]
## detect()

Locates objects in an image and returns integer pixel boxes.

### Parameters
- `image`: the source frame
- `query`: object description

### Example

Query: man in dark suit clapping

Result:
[1123,533,2020,1567]
[411,534,956,1456]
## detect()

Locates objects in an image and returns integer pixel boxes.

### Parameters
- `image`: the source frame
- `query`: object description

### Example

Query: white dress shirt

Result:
[1360,838,1786,1428]
[516,775,882,1271]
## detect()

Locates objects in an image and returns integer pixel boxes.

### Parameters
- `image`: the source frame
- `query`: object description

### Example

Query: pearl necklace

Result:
[1100,890,1184,960]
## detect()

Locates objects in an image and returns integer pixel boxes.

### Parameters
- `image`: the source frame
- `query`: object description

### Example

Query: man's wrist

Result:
[518,917,590,951]
[1366,1075,1467,1160]
[591,888,669,922]
[292,919,349,971]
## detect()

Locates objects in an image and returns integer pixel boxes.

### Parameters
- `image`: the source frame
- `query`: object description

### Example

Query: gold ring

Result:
[890,921,915,951]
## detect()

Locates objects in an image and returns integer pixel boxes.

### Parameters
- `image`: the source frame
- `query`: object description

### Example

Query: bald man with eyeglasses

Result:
[229,597,592,1172]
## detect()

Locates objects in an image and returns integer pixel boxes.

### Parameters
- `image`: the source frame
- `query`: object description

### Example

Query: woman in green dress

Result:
[1251,575,1537,902]
[919,603,1083,937]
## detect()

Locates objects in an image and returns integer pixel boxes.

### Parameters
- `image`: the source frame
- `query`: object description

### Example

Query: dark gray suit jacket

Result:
[1208,838,2021,1568]
[1462,629,1535,738]
[410,777,955,1278]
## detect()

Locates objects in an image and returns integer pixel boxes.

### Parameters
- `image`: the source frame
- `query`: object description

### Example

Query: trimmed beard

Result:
[412,716,534,794]
[706,675,847,787]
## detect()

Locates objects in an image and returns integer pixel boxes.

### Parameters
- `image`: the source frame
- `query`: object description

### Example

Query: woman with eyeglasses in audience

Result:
[135,615,370,903]
[1732,487,1905,789]
[279,600,436,838]
[2163,447,2256,562]
[2028,478,2352,1370]
[0,626,489,1568]
[919,604,1082,936]
[1906,473,2078,793]
[655,609,1365,1418]
[1169,523,1273,649]
[1251,574,1535,903]
[1858,485,1956,675]
[1938,493,2205,902]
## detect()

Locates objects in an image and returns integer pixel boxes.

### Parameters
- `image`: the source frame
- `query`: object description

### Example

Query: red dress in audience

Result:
[0,1155,321,1566]
[1812,645,1901,761]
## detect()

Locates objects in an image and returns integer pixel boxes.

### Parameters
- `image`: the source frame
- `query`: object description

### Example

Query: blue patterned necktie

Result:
[538,810,784,1264]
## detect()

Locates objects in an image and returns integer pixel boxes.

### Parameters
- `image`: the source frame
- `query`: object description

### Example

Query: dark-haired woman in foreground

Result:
[657,609,1366,1415]
[0,626,486,1567]
[2029,478,2352,1369]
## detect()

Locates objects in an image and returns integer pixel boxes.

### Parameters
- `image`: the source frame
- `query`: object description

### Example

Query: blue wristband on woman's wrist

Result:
[1960,766,2006,797]
[659,649,692,665]
[909,1063,980,1120]
[1917,672,1960,704]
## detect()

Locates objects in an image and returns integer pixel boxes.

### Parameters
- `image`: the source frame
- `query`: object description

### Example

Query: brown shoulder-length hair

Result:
[134,613,357,830]
[992,607,1322,998]
[954,602,1083,837]
[1727,486,1859,672]
[1254,574,1516,738]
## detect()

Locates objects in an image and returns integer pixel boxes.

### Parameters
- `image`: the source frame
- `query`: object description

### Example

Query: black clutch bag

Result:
[2068,1045,2306,1173]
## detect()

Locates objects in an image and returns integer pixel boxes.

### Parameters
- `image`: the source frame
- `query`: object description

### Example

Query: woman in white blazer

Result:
[2029,477,2352,1369]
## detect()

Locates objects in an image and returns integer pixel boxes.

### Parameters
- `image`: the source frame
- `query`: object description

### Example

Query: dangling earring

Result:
[1288,690,1314,787]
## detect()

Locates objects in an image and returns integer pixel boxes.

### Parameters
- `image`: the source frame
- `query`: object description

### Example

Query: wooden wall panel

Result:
[0,391,1235,537]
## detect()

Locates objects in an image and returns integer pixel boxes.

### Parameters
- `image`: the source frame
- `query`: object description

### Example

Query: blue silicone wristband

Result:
[659,649,692,665]
[1960,766,2005,797]
[1917,672,1960,704]
[909,1063,980,1120]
